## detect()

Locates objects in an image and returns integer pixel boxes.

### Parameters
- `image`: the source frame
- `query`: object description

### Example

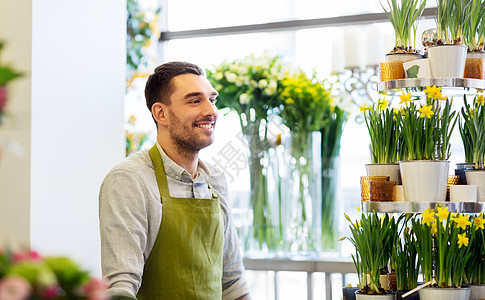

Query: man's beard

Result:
[168,109,214,156]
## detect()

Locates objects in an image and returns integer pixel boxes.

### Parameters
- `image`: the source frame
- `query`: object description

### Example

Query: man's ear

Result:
[152,102,168,126]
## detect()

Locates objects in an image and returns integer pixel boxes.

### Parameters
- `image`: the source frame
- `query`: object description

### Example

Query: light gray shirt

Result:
[99,144,250,299]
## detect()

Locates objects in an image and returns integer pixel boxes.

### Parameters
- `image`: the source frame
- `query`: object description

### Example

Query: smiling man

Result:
[99,62,251,300]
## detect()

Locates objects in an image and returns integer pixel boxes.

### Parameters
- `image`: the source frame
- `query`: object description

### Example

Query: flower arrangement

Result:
[0,41,23,126]
[381,0,427,53]
[391,219,419,291]
[125,115,151,157]
[361,98,403,164]
[0,248,109,300]
[206,53,289,250]
[397,85,457,161]
[460,94,485,169]
[277,70,338,250]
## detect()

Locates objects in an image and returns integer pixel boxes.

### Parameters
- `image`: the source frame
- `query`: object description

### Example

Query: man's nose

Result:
[202,98,217,116]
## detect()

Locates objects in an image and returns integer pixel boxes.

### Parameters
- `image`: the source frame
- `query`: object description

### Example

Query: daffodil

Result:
[378,99,389,110]
[457,233,469,248]
[436,206,450,222]
[477,94,485,106]
[419,105,434,119]
[424,85,442,100]
[453,213,472,230]
[399,92,412,106]
[430,221,438,235]
[474,214,485,230]
[360,104,368,112]
[421,208,435,226]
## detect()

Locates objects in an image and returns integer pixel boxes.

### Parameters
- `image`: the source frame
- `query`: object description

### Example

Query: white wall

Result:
[0,0,126,276]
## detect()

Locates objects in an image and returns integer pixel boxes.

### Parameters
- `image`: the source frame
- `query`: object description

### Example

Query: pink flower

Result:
[0,276,32,300]
[0,87,7,111]
[82,278,110,300]
[12,250,42,263]
[41,285,59,299]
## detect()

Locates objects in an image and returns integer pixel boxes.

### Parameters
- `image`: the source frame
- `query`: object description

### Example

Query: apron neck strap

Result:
[149,144,170,198]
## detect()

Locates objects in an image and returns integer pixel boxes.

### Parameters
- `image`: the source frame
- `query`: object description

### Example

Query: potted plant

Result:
[361,98,403,185]
[463,0,485,78]
[465,213,485,300]
[396,85,457,202]
[390,215,420,300]
[462,94,485,201]
[343,212,394,299]
[207,53,289,252]
[277,69,335,251]
[380,0,427,80]
[427,0,469,77]
[413,207,474,300]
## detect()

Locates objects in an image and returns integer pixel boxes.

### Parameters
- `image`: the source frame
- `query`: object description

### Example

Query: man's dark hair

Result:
[145,61,204,114]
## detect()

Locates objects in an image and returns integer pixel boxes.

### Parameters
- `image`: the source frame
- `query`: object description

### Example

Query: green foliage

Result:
[463,0,485,50]
[460,94,485,169]
[436,0,473,44]
[381,0,427,50]
[0,42,23,87]
[126,0,160,83]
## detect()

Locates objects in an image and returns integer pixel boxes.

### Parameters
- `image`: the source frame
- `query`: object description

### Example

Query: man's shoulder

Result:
[105,149,153,178]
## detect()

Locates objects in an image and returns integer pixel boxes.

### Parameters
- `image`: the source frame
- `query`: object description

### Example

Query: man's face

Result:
[164,74,218,153]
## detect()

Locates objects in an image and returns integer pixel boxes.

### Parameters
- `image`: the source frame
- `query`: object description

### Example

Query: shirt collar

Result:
[156,142,213,182]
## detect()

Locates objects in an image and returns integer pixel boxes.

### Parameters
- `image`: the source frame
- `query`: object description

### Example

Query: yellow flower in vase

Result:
[436,206,450,222]
[378,98,389,110]
[419,105,434,119]
[457,233,470,248]
[421,208,435,226]
[477,94,485,106]
[453,213,472,230]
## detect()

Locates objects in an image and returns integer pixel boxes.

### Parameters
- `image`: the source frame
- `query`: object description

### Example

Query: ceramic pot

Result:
[455,162,475,184]
[385,53,423,62]
[470,284,485,300]
[365,163,401,185]
[395,290,419,300]
[403,58,431,78]
[418,286,471,300]
[399,160,450,202]
[355,291,394,300]
[428,44,467,78]
[466,170,485,201]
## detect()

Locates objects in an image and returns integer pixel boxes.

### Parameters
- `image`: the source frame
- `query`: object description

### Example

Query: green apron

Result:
[137,145,224,300]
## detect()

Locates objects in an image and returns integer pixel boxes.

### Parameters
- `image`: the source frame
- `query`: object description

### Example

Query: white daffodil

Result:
[224,71,237,83]
[239,93,251,104]
[258,79,268,89]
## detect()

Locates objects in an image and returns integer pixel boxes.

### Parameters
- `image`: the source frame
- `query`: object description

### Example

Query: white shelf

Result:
[377,78,485,96]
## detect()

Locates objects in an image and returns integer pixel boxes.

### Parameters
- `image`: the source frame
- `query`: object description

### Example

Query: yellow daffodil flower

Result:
[473,214,485,230]
[424,85,442,100]
[457,233,469,248]
[378,99,389,110]
[357,206,361,212]
[454,213,472,230]
[421,208,435,226]
[285,98,294,104]
[399,92,412,106]
[419,105,434,119]
[477,94,485,106]
[360,104,368,112]
[436,206,450,222]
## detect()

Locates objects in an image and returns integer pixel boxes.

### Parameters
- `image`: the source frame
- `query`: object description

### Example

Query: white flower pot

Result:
[465,170,485,202]
[418,286,471,300]
[355,292,394,300]
[428,44,467,78]
[470,284,485,300]
[399,160,450,202]
[365,163,401,185]
[403,58,431,78]
[450,185,477,202]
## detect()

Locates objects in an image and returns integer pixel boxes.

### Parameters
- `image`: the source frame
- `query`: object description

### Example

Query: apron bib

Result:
[137,145,224,300]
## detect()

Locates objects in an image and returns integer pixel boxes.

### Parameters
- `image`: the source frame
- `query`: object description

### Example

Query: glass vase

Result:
[281,130,321,252]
